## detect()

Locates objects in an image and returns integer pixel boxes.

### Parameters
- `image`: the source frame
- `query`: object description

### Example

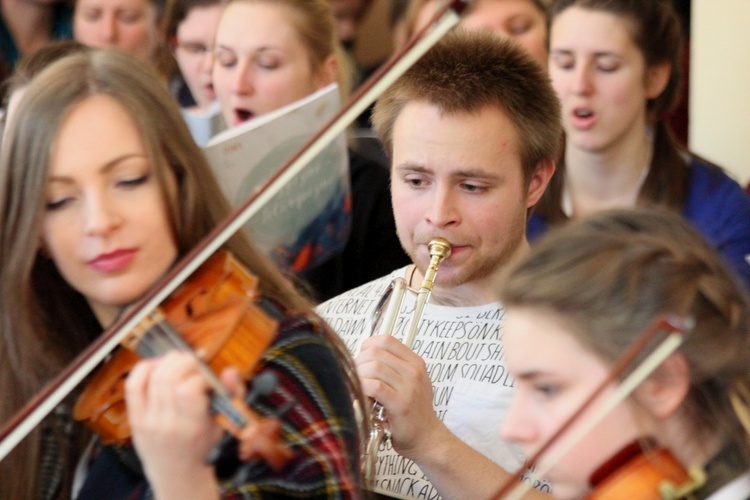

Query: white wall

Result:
[690,0,750,186]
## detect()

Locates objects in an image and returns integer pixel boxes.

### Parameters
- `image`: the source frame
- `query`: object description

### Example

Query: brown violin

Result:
[585,440,706,499]
[493,316,701,499]
[73,250,292,469]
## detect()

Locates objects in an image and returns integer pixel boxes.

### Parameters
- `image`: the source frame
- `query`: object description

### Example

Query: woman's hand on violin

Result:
[356,335,447,460]
[125,352,222,500]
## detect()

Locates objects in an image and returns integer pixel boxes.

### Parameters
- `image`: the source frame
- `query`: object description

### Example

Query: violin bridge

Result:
[121,309,172,355]
[659,467,707,499]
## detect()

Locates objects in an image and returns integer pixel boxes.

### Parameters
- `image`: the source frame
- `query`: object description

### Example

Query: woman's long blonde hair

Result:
[0,49,365,498]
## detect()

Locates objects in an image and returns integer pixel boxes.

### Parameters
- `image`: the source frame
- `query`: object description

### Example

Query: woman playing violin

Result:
[499,207,750,499]
[0,49,365,499]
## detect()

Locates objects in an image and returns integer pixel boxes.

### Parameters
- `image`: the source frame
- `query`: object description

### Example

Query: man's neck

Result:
[429,284,498,307]
[411,240,530,308]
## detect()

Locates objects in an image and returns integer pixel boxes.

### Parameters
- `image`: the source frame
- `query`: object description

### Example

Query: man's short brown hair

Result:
[372,29,561,185]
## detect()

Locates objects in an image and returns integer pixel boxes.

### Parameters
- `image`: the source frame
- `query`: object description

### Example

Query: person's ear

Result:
[634,352,690,419]
[314,55,339,90]
[525,158,555,209]
[645,62,671,100]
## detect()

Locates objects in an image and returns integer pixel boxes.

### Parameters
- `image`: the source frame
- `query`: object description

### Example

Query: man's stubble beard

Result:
[399,208,527,290]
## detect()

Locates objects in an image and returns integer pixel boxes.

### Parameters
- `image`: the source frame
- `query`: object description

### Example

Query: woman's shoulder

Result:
[256,299,354,412]
[231,300,363,498]
[257,298,336,359]
[682,155,750,287]
[684,155,749,212]
[687,155,741,185]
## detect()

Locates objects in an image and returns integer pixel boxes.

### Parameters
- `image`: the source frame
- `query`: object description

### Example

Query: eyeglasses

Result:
[173,40,213,58]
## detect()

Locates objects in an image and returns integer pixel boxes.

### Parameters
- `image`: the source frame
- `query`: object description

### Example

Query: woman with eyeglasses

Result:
[162,0,227,144]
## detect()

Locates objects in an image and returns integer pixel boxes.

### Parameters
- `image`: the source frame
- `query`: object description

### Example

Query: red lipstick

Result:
[88,249,138,273]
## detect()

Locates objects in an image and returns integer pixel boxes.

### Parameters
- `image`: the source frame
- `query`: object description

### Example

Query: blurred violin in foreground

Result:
[495,316,707,500]
[585,439,705,499]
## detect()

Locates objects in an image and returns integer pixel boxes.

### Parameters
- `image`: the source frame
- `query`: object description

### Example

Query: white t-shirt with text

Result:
[317,268,550,499]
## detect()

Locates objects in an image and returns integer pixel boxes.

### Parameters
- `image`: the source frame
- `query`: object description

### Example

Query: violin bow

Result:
[493,315,693,500]
[0,0,471,461]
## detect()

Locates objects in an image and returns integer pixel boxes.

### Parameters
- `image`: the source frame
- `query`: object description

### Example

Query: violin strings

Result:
[135,319,247,427]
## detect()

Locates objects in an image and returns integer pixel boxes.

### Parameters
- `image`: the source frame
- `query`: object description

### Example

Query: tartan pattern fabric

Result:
[76,306,363,499]
[219,314,363,499]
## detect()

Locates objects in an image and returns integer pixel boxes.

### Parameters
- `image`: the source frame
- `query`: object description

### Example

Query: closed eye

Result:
[46,197,73,211]
[118,174,149,189]
[179,42,210,55]
[81,9,102,22]
[597,62,619,73]
[215,49,237,68]
[534,382,560,398]
[551,52,575,71]
[595,54,621,73]
[508,20,532,36]
[255,56,282,70]
[118,10,142,24]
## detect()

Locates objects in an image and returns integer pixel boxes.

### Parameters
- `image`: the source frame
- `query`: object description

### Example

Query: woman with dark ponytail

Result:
[530,0,750,289]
